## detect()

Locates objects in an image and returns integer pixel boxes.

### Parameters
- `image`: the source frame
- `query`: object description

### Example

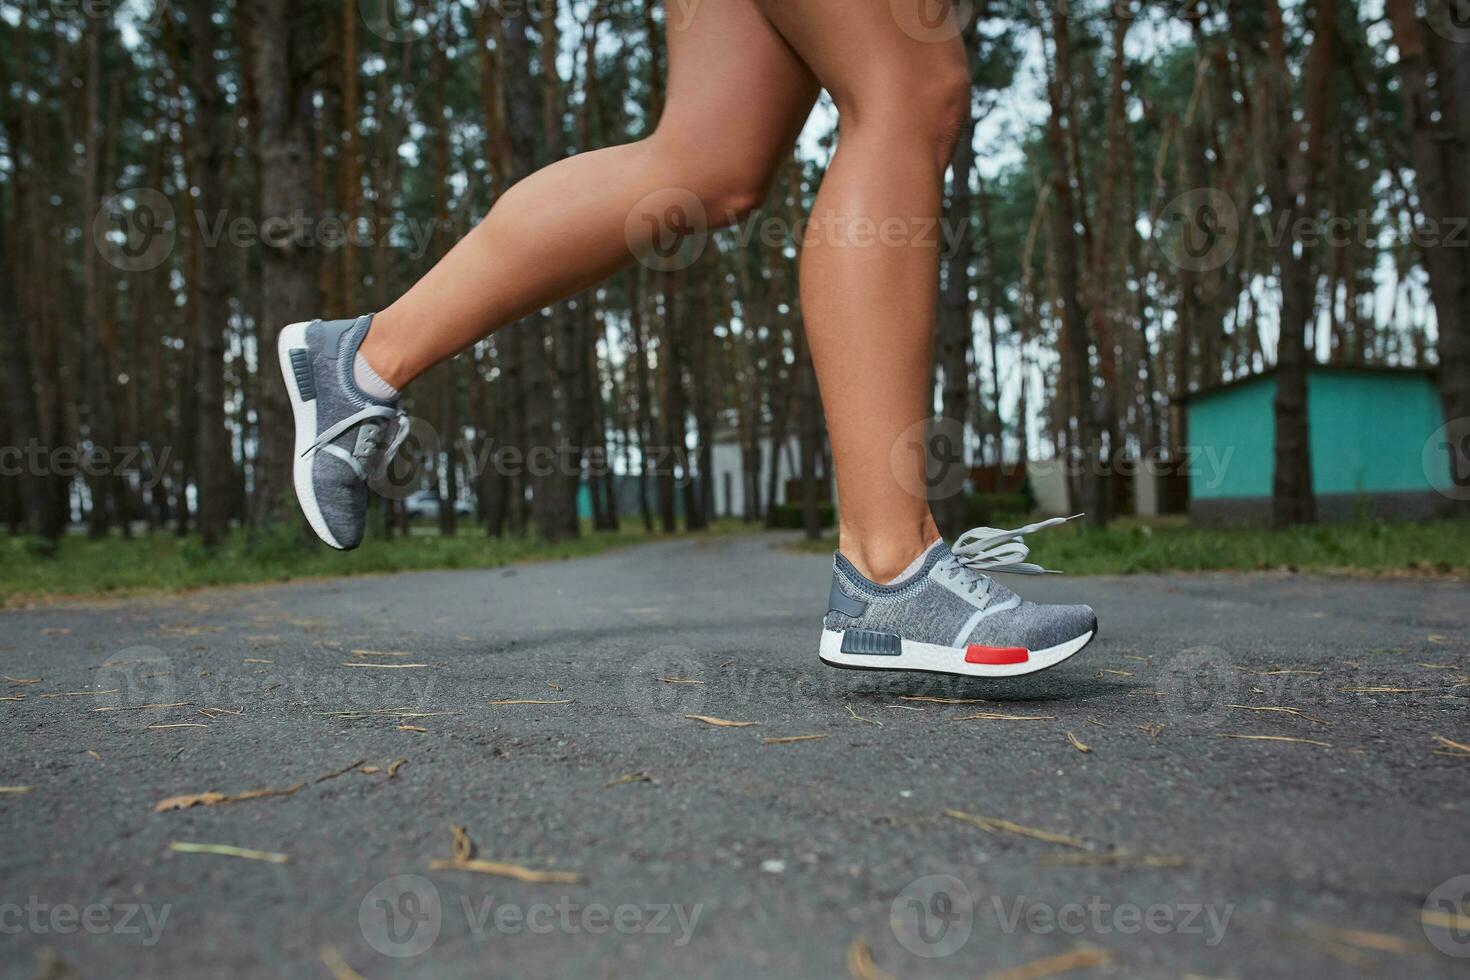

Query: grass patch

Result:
[788,515,1470,577]
[3,518,752,607]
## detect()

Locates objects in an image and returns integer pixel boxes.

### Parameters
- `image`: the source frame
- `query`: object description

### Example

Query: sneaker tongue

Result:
[940,541,1016,604]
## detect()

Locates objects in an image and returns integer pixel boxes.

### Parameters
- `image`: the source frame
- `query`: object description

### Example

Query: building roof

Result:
[1171,363,1437,405]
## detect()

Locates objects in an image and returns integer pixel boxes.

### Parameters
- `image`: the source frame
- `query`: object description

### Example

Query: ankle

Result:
[352,350,401,402]
[357,318,414,392]
[839,515,942,584]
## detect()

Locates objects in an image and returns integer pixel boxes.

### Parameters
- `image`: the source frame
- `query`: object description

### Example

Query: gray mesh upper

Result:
[302,315,391,549]
[825,540,1095,651]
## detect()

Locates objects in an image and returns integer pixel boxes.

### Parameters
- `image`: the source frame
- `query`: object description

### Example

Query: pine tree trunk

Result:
[428,32,457,537]
[977,175,1005,467]
[186,0,232,547]
[1085,11,1131,520]
[1264,0,1335,526]
[239,0,322,527]
[683,266,712,531]
[1044,5,1102,523]
[340,0,361,314]
[795,326,823,542]
[79,17,119,537]
[627,268,656,531]
[656,273,682,533]
[0,229,60,545]
[589,305,620,531]
[1388,0,1470,504]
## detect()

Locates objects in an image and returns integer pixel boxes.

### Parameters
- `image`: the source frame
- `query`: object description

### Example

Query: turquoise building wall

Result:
[1188,376,1274,500]
[1187,368,1451,503]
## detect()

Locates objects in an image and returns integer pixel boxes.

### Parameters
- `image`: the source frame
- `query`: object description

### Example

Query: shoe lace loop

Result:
[303,404,411,481]
[947,514,1081,580]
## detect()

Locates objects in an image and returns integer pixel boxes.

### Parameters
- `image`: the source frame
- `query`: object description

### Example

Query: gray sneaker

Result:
[277,315,408,550]
[820,517,1097,678]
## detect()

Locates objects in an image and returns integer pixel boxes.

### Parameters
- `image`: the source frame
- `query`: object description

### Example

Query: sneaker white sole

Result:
[818,627,1095,679]
[277,320,344,550]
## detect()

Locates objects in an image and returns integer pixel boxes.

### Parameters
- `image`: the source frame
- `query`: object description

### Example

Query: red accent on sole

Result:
[964,644,1029,665]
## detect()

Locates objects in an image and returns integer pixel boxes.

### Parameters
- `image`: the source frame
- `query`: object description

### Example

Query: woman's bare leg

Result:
[359,0,965,585]
[359,1,818,389]
[753,0,971,583]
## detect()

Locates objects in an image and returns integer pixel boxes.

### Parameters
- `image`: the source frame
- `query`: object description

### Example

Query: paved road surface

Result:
[3,533,1469,978]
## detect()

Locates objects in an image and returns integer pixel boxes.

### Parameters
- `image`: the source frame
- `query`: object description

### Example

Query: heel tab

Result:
[828,571,868,618]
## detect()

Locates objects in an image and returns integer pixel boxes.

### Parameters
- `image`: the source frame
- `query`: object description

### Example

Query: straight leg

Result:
[753,0,972,581]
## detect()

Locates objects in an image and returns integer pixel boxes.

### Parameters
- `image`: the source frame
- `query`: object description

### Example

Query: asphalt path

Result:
[3,532,1469,978]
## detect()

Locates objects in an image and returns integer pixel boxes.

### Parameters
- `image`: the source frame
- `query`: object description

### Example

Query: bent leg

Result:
[753,0,971,581]
[361,1,818,389]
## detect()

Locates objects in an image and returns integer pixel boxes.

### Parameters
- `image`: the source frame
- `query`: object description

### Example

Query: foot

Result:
[819,517,1097,678]
[277,315,408,550]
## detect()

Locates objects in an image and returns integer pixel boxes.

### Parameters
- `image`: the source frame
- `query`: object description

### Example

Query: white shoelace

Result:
[303,405,411,481]
[946,514,1081,582]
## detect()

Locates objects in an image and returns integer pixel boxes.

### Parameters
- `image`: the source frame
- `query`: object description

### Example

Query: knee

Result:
[926,65,974,163]
[696,180,770,228]
[840,62,972,171]
[641,135,776,229]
